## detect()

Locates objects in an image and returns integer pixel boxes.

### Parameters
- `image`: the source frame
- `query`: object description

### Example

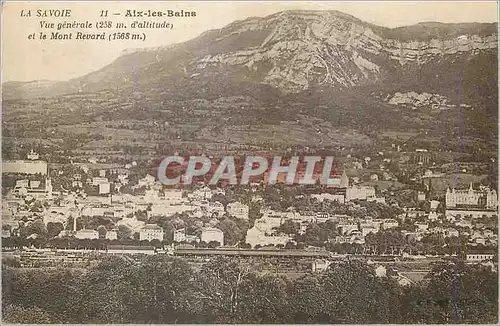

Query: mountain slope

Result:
[2,10,497,153]
[3,10,497,99]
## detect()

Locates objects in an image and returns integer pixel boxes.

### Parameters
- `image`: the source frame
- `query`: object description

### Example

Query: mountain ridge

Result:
[3,10,497,100]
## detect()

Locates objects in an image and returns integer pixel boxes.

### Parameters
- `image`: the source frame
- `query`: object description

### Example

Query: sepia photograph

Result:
[1,1,498,324]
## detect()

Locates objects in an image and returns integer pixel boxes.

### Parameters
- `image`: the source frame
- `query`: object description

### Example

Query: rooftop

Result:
[142,224,163,230]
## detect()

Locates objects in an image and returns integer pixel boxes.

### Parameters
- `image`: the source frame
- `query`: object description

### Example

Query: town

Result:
[2,145,497,324]
[3,146,497,276]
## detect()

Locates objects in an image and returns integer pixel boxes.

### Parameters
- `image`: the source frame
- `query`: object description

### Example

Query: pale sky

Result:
[1,1,498,82]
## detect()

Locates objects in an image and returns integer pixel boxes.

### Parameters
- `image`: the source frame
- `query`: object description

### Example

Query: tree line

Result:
[2,256,497,324]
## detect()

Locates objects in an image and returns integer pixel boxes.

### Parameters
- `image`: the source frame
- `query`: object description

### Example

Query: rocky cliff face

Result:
[384,35,496,64]
[185,11,497,92]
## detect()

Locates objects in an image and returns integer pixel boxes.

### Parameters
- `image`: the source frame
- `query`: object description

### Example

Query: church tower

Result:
[340,170,349,188]
[45,178,53,198]
[445,187,455,208]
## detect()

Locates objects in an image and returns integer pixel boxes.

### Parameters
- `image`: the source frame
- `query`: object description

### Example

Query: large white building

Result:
[466,253,495,262]
[446,184,498,209]
[346,185,376,201]
[201,227,224,246]
[3,160,48,175]
[245,225,290,248]
[139,224,164,241]
[148,203,195,217]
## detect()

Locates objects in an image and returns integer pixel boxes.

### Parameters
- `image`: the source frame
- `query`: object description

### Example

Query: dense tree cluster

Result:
[2,256,497,324]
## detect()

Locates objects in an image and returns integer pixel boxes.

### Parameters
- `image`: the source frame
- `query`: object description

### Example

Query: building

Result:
[245,225,290,248]
[81,205,112,217]
[361,226,378,237]
[333,234,365,244]
[92,177,108,186]
[415,222,429,232]
[2,229,11,238]
[446,184,497,209]
[466,253,495,262]
[311,259,331,273]
[27,149,40,160]
[106,230,118,240]
[75,229,99,240]
[227,202,249,220]
[99,182,111,195]
[445,209,498,219]
[118,174,129,185]
[346,186,376,201]
[15,179,29,188]
[173,228,186,242]
[311,193,345,204]
[164,189,183,204]
[395,275,413,287]
[117,218,146,234]
[375,265,387,277]
[185,234,200,243]
[368,196,386,204]
[173,228,199,243]
[208,201,225,216]
[15,179,53,199]
[3,160,48,175]
[201,227,224,246]
[427,211,439,221]
[337,220,358,235]
[430,200,440,210]
[190,186,213,200]
[382,219,399,229]
[139,224,164,241]
[144,189,160,203]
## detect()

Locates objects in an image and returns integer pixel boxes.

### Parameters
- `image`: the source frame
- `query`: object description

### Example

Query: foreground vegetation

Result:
[2,256,497,324]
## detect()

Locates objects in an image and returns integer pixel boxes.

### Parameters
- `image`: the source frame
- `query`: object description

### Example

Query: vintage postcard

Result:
[1,1,498,324]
